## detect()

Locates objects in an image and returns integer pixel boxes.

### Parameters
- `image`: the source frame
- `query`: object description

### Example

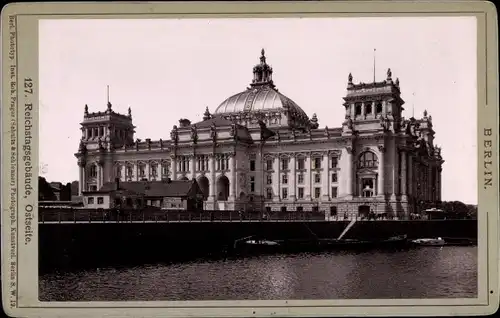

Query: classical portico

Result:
[75,50,444,218]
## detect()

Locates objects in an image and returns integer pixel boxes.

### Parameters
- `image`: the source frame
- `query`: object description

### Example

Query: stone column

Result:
[170,156,177,180]
[255,151,263,198]
[427,165,433,202]
[208,154,216,202]
[391,142,399,199]
[133,162,138,181]
[345,147,353,197]
[377,145,385,196]
[228,154,236,201]
[400,150,407,197]
[321,152,329,200]
[146,162,151,181]
[407,155,413,196]
[304,155,311,200]
[437,168,442,201]
[98,163,104,190]
[361,102,366,118]
[351,103,355,118]
[78,163,85,195]
[121,165,125,181]
[290,155,296,200]
[272,155,280,201]
[191,155,197,180]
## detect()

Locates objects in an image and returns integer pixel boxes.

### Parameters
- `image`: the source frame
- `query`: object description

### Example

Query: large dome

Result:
[213,49,310,122]
[214,86,309,120]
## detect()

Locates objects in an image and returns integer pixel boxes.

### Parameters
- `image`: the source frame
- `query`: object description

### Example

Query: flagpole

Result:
[412,92,415,118]
[373,48,376,83]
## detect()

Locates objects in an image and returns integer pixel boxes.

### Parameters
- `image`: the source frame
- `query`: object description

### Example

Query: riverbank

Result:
[38,219,477,273]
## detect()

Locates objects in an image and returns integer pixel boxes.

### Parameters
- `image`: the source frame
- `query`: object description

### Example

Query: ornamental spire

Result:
[260,48,266,64]
[203,106,211,121]
[251,48,275,88]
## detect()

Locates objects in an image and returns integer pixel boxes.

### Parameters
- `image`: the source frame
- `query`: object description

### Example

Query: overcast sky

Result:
[39,17,477,204]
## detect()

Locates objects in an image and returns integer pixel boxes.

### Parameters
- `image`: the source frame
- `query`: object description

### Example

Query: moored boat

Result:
[234,234,411,256]
[411,237,445,246]
[440,237,477,246]
[319,234,410,250]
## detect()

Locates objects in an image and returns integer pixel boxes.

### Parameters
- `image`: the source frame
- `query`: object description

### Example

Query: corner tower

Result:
[75,101,135,194]
[342,69,405,134]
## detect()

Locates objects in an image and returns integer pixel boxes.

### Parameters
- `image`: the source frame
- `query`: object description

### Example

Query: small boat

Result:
[245,239,280,246]
[411,237,446,246]
[441,237,477,246]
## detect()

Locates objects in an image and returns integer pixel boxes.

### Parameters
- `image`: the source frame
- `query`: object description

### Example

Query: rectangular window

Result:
[281,159,288,170]
[266,175,272,185]
[88,197,94,204]
[298,187,304,199]
[116,167,122,178]
[331,157,338,169]
[97,197,104,204]
[331,187,338,198]
[314,173,321,183]
[266,188,273,200]
[266,160,273,171]
[162,164,168,176]
[151,165,158,176]
[282,188,288,199]
[331,173,338,182]
[139,165,146,177]
[297,158,305,170]
[314,187,321,198]
[297,174,304,184]
[250,176,255,192]
[313,158,321,169]
[282,174,288,184]
[250,160,256,171]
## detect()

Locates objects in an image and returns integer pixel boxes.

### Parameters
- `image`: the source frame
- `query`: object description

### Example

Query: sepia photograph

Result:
[37,16,480,302]
[1,1,498,317]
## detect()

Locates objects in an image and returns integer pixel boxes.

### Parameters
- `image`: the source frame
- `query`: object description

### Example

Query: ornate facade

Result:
[75,49,444,218]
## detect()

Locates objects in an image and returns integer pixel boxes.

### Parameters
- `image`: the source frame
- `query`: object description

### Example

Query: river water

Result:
[39,246,477,301]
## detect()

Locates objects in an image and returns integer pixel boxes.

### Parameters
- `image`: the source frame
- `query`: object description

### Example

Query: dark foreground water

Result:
[39,246,477,301]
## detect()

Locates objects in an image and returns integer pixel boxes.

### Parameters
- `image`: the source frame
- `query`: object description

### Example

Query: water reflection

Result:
[40,247,477,301]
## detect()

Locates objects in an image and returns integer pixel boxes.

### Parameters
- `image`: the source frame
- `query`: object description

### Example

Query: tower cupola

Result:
[251,49,275,88]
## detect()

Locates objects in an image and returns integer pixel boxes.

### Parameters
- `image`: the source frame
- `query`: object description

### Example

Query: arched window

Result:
[115,165,122,178]
[150,163,158,177]
[161,163,169,176]
[138,163,146,178]
[126,165,133,180]
[358,151,378,169]
[355,103,362,116]
[365,102,372,114]
[89,164,97,178]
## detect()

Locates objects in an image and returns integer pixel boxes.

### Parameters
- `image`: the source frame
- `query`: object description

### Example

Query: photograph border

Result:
[1,1,499,317]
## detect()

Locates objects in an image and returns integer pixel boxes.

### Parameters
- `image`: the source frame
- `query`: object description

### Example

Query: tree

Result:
[441,201,470,216]
[71,180,79,196]
[38,177,56,201]
[59,183,73,201]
